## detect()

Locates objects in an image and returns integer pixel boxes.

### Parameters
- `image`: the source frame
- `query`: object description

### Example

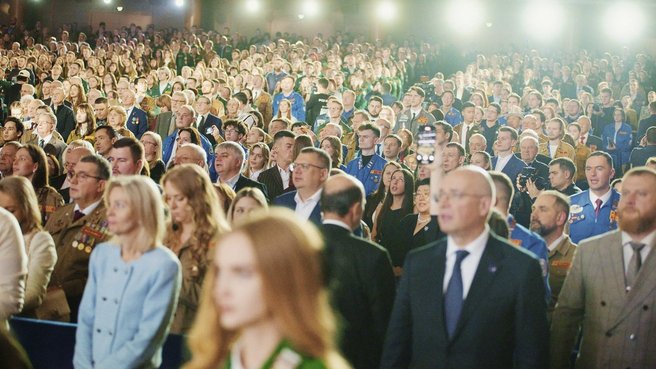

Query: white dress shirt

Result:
[278,165,291,189]
[323,219,351,231]
[220,173,240,190]
[74,199,103,217]
[547,234,566,253]
[494,153,513,172]
[588,188,612,208]
[442,226,490,299]
[294,189,322,220]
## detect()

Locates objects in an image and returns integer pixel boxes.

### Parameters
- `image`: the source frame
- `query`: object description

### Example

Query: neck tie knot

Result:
[454,250,470,265]
[594,198,603,217]
[73,210,85,222]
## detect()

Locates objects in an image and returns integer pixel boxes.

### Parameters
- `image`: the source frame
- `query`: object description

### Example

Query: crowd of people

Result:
[0,19,656,369]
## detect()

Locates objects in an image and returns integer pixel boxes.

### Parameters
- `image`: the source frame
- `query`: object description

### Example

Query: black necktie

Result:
[73,210,85,222]
[445,250,470,338]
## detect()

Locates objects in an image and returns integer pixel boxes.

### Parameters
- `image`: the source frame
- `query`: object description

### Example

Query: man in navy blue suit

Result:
[195,96,223,146]
[119,83,148,139]
[214,141,268,201]
[492,126,526,186]
[274,147,329,225]
[381,166,548,369]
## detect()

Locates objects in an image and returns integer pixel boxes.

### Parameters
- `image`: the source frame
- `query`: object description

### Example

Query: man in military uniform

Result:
[530,191,576,318]
[569,151,620,244]
[44,154,111,322]
[346,123,387,196]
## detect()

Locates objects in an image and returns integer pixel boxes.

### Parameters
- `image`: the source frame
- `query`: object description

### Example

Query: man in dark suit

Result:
[50,86,76,142]
[577,116,602,151]
[34,111,67,162]
[630,126,656,168]
[321,174,396,369]
[258,130,296,200]
[492,126,527,185]
[121,88,148,139]
[381,167,548,369]
[637,101,656,142]
[214,141,268,199]
[196,95,223,146]
[273,147,328,225]
[51,146,94,204]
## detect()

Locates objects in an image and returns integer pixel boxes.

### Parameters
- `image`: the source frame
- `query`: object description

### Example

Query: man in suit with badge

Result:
[530,190,576,317]
[551,167,656,369]
[346,124,387,196]
[381,166,548,369]
[492,126,527,186]
[195,96,223,147]
[453,102,481,155]
[569,151,620,244]
[120,86,148,139]
[44,154,112,322]
[395,86,436,134]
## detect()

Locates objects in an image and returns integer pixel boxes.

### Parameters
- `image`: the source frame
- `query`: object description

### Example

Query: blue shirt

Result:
[444,107,463,126]
[601,122,633,167]
[568,189,620,244]
[74,243,181,369]
[508,215,551,303]
[272,91,306,122]
[345,154,387,196]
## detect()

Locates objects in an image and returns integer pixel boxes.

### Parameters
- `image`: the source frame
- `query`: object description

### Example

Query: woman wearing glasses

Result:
[74,175,181,369]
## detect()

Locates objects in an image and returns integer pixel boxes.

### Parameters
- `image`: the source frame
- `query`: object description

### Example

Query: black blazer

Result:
[322,223,396,369]
[198,113,223,147]
[50,173,70,204]
[257,166,294,201]
[381,233,549,369]
[234,174,269,201]
[52,104,76,142]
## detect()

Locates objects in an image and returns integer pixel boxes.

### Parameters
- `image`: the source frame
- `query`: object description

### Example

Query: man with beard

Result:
[551,167,656,369]
[530,191,576,317]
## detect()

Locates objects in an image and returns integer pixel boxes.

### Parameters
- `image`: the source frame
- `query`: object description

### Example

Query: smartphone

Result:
[416,124,437,164]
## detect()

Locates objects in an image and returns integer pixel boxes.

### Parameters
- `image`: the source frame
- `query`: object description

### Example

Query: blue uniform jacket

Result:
[491,155,527,186]
[273,191,322,226]
[125,106,149,139]
[508,215,551,303]
[272,91,306,122]
[444,107,463,126]
[162,129,214,165]
[601,122,633,168]
[346,154,387,196]
[568,189,620,244]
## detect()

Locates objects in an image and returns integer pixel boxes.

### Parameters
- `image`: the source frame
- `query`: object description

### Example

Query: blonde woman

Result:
[106,105,136,139]
[184,209,349,369]
[162,164,230,334]
[243,142,270,181]
[74,175,181,368]
[227,187,268,223]
[0,176,56,317]
[140,131,165,184]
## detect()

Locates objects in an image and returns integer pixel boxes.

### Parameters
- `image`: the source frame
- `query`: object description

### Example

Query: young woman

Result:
[227,188,268,224]
[320,136,345,170]
[74,175,181,368]
[67,84,87,109]
[372,168,414,274]
[243,142,270,182]
[12,144,64,223]
[162,164,230,334]
[275,99,297,122]
[183,210,349,369]
[363,161,401,229]
[66,103,96,145]
[106,106,135,139]
[0,176,56,317]
[140,132,166,184]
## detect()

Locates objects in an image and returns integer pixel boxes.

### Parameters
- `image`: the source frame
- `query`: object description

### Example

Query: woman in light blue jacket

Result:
[74,176,181,369]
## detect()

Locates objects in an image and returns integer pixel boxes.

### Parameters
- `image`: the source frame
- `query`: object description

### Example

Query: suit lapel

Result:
[451,236,502,341]
[428,244,449,341]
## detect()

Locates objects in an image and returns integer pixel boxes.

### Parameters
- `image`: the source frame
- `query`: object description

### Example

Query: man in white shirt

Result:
[492,126,526,185]
[273,147,330,225]
[35,112,66,161]
[552,168,656,369]
[382,166,548,368]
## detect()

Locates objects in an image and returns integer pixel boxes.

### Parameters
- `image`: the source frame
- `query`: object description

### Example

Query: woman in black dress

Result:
[399,179,444,251]
[372,168,414,276]
[363,161,401,228]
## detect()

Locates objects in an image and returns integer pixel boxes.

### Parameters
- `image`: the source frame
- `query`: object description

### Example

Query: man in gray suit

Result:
[551,167,656,369]
[154,91,187,138]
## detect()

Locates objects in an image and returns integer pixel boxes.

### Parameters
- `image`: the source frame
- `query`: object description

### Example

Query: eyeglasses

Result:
[224,128,238,134]
[293,162,326,171]
[70,171,103,181]
[434,190,486,202]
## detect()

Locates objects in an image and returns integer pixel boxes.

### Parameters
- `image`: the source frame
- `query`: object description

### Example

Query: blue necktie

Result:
[445,250,470,338]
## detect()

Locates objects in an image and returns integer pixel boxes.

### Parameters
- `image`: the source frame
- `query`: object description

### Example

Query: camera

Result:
[518,166,548,190]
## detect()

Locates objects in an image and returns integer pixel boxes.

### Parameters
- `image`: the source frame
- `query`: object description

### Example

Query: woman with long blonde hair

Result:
[162,164,230,334]
[184,209,349,369]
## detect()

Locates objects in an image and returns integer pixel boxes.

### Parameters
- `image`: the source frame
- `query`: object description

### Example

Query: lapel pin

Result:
[488,265,497,273]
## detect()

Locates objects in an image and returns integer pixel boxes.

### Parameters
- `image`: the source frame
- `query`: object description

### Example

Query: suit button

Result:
[644,305,649,311]
[600,301,606,306]
[605,332,612,337]
[113,267,118,272]
[629,334,636,340]
[96,329,101,333]
[108,331,113,336]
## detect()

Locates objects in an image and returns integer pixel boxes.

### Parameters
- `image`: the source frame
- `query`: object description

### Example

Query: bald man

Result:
[382,166,548,369]
[321,174,395,369]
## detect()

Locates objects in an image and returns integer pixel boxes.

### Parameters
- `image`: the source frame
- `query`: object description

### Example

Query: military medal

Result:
[78,243,85,251]
[72,240,79,248]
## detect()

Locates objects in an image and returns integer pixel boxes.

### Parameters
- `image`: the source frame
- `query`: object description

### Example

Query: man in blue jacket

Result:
[346,123,387,196]
[569,151,620,244]
[119,83,148,139]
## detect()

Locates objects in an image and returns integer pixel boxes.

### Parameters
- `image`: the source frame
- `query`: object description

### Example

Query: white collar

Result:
[323,219,352,231]
[295,188,322,204]
[589,188,612,207]
[621,229,656,248]
[547,234,566,252]
[74,199,103,215]
[446,225,490,253]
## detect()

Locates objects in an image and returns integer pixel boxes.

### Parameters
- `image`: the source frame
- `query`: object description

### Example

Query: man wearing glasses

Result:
[45,154,112,323]
[273,147,330,225]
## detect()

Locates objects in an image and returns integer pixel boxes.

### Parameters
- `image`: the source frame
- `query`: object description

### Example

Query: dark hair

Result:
[375,168,415,242]
[550,157,577,180]
[95,125,118,139]
[415,178,430,190]
[94,96,109,105]
[298,147,331,169]
[112,137,144,164]
[368,96,383,105]
[489,171,514,207]
[320,180,364,216]
[588,150,614,169]
[358,123,381,138]
[273,129,296,143]
[4,117,24,137]
[232,91,249,105]
[317,78,329,89]
[445,142,466,157]
[178,127,202,145]
[646,126,656,145]
[461,101,476,111]
[488,102,501,114]
[498,126,519,141]
[292,135,314,162]
[408,86,425,98]
[21,144,49,189]
[79,154,111,180]
[223,119,248,136]
[435,121,453,141]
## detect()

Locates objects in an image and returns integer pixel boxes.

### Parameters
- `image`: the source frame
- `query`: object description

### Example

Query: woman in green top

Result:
[184,209,350,369]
